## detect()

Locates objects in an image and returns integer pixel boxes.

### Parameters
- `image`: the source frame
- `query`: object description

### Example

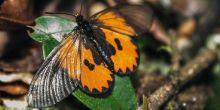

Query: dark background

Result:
[0,0,220,109]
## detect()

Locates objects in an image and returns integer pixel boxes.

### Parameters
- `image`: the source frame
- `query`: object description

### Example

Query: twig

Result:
[143,95,148,110]
[140,47,217,110]
[169,30,181,74]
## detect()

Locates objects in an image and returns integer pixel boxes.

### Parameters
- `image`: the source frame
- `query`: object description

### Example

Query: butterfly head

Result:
[75,14,91,32]
[76,14,84,24]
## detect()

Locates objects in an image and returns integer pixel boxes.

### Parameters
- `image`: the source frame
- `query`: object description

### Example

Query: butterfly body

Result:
[27,4,153,107]
[74,14,115,72]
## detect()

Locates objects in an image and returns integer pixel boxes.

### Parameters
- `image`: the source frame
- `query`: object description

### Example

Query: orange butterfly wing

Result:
[79,43,113,93]
[89,5,153,74]
[100,28,139,74]
[90,4,153,36]
[93,11,136,36]
[58,34,113,94]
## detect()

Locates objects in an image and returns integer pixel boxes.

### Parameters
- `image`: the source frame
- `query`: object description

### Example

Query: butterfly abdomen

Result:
[86,32,115,72]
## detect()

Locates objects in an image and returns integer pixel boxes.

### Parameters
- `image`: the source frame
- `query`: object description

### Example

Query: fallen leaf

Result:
[178,18,196,37]
[0,72,33,84]
[0,83,28,95]
[0,0,35,28]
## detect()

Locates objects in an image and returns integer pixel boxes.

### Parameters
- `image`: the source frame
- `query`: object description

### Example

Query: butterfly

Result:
[27,3,153,108]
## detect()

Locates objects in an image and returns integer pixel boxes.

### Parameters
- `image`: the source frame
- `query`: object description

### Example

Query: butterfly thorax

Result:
[76,15,92,33]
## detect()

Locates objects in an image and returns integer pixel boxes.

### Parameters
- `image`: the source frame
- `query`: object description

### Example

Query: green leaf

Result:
[30,16,77,43]
[42,40,59,58]
[206,34,220,48]
[30,16,137,110]
[157,45,172,54]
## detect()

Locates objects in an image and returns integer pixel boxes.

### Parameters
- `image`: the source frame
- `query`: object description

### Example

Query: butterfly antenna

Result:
[79,0,83,15]
[45,11,78,17]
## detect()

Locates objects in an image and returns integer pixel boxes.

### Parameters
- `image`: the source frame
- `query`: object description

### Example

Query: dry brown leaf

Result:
[149,19,171,44]
[171,0,207,17]
[0,72,33,84]
[0,47,42,72]
[0,0,35,28]
[178,18,196,37]
[0,31,8,57]
[0,84,28,95]
[2,97,27,109]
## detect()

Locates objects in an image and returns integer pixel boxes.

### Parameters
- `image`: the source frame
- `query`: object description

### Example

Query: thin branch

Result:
[169,30,181,74]
[143,95,148,110]
[140,47,218,110]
